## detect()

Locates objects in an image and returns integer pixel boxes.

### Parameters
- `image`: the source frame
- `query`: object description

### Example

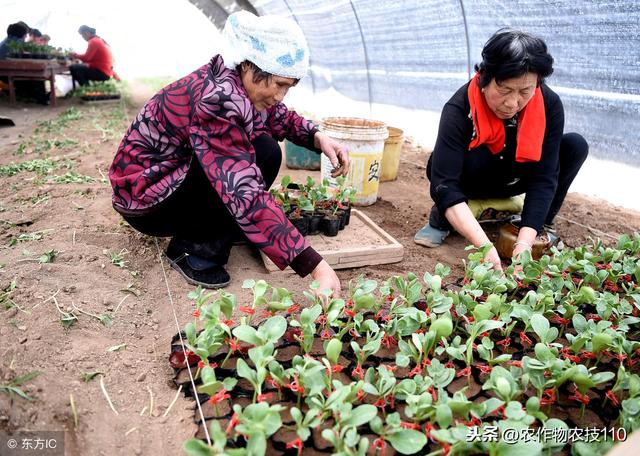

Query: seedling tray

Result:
[260,209,403,272]
[81,94,121,101]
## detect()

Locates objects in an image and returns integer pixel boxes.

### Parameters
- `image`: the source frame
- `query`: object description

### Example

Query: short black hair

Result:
[474,28,554,88]
[237,60,274,84]
[30,28,42,37]
[236,60,299,85]
[7,23,29,39]
[78,25,96,35]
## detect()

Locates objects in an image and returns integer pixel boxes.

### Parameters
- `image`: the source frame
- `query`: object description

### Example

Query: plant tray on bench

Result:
[260,209,403,273]
[81,93,121,101]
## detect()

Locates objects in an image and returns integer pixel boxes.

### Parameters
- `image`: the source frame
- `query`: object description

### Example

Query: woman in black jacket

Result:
[414,28,588,271]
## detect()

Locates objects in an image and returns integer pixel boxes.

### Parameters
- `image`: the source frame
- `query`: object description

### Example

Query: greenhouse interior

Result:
[0,1,639,455]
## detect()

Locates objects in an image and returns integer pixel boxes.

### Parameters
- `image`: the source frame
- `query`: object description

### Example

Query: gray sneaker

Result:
[414,223,449,247]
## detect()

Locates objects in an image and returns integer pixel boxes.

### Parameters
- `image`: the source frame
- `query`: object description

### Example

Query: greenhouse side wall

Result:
[250,0,639,166]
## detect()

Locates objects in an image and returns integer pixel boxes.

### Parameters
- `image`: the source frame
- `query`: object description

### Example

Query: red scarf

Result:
[467,73,545,162]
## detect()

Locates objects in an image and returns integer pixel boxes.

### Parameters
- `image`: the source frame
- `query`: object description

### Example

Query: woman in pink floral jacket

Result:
[109,11,349,292]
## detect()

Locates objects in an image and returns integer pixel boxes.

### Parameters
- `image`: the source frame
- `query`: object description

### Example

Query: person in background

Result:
[0,22,48,104]
[69,25,114,86]
[414,28,588,271]
[28,29,49,46]
[29,28,43,44]
[0,22,28,59]
[109,11,349,294]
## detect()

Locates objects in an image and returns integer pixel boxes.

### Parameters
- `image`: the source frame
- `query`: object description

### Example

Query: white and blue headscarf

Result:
[221,10,310,80]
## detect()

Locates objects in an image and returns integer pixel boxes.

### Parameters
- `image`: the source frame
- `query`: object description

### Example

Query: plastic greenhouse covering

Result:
[190,0,640,167]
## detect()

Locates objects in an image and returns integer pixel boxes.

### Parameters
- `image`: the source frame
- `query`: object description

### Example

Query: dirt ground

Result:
[1,93,639,456]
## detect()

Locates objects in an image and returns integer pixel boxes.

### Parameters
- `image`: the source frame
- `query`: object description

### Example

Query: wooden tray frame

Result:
[261,209,404,273]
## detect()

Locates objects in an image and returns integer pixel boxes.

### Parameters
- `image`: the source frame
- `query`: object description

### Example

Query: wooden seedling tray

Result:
[261,209,404,273]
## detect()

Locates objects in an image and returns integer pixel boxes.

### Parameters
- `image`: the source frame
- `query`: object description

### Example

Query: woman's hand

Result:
[485,245,503,272]
[310,260,342,297]
[509,226,536,275]
[314,132,349,177]
[444,202,503,272]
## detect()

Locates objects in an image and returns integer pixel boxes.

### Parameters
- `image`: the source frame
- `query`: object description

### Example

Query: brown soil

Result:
[1,94,639,456]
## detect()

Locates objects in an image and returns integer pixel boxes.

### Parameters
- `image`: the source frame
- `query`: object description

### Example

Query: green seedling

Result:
[8,229,54,246]
[105,248,128,268]
[0,371,42,401]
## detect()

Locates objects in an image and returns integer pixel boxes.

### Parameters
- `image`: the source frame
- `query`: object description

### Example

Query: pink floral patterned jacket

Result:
[109,55,320,272]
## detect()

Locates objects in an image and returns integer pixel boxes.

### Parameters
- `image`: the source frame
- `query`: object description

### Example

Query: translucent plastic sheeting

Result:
[198,0,640,166]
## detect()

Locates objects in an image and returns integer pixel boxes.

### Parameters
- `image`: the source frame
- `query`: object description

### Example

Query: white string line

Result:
[153,237,212,446]
[555,215,619,241]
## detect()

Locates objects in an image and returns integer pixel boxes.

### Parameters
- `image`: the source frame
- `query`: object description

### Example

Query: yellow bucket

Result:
[380,127,404,182]
[320,117,388,206]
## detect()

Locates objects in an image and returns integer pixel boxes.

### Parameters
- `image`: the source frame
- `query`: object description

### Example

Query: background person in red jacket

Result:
[69,25,114,86]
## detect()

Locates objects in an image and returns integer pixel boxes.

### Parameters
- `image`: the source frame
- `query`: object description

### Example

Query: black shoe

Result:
[165,246,231,289]
[167,237,232,265]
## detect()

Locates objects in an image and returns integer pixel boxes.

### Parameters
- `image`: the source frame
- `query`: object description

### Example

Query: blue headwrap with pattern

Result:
[220,10,309,79]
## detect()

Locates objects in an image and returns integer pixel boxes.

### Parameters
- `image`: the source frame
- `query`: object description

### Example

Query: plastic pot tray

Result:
[81,93,121,101]
[260,209,404,272]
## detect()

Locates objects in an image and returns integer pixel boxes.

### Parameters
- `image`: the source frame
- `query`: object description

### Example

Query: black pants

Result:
[429,133,589,231]
[70,64,109,87]
[123,134,282,263]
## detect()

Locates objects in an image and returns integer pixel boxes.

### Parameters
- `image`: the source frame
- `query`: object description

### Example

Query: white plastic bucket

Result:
[319,117,389,206]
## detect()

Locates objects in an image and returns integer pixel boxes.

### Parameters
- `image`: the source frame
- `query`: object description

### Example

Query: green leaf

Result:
[496,441,542,456]
[197,379,222,397]
[81,371,102,382]
[222,377,237,391]
[300,304,322,325]
[591,371,615,385]
[530,314,550,340]
[435,403,453,428]
[326,338,342,365]
[98,314,113,327]
[236,358,256,384]
[474,319,505,336]
[253,280,269,299]
[472,303,493,322]
[198,366,222,396]
[260,316,287,343]
[246,433,266,455]
[185,322,196,345]
[11,371,42,386]
[233,325,261,345]
[542,418,569,450]
[345,404,378,428]
[353,294,376,311]
[0,385,35,401]
[396,353,410,367]
[386,429,427,455]
[481,397,505,417]
[61,313,78,329]
[572,314,588,333]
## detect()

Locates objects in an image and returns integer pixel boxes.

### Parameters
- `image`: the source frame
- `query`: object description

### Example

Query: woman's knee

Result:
[252,134,282,186]
[561,132,589,163]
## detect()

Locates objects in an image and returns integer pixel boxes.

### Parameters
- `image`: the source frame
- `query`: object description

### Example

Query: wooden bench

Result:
[0,59,69,106]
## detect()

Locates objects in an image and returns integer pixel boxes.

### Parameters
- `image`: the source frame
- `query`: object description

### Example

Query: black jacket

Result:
[428,81,564,232]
